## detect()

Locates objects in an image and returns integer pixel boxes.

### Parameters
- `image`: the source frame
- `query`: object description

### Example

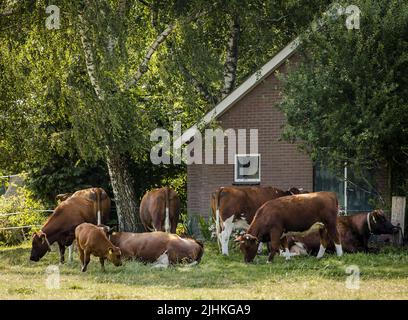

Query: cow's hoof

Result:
[81,267,87,272]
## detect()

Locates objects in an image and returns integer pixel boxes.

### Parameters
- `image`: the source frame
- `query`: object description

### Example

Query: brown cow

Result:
[75,223,122,272]
[140,187,180,233]
[211,186,304,255]
[287,209,400,255]
[108,231,203,266]
[237,192,343,263]
[55,188,110,225]
[30,188,111,263]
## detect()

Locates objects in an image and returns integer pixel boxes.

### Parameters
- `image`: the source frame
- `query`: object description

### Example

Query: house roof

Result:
[174,37,300,149]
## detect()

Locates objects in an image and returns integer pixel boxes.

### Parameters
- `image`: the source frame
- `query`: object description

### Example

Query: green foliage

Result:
[279,0,408,195]
[0,186,47,245]
[176,212,197,237]
[198,215,215,242]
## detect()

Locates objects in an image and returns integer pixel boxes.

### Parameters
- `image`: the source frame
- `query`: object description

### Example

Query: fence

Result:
[0,209,54,232]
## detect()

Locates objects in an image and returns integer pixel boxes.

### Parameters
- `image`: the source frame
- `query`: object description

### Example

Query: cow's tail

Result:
[164,187,170,233]
[214,187,223,248]
[96,188,101,225]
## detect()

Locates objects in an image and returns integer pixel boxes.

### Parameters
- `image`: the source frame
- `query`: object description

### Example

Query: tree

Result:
[279,0,408,196]
[0,0,331,230]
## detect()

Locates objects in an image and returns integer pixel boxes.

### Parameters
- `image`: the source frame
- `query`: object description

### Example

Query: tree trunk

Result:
[106,151,142,232]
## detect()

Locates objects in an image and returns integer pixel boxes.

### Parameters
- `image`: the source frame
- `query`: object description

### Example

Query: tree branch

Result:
[221,14,240,99]
[78,13,105,101]
[126,9,208,89]
[118,0,127,17]
[178,63,219,106]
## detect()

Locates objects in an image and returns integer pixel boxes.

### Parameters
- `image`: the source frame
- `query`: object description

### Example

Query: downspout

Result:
[344,162,348,215]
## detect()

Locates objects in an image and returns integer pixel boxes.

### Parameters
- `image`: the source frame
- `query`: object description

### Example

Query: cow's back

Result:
[212,186,287,223]
[139,188,180,232]
[252,192,338,232]
[71,188,111,223]
[42,197,97,237]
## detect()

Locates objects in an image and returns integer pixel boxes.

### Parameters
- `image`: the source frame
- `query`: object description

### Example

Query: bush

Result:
[0,186,48,246]
[198,215,216,242]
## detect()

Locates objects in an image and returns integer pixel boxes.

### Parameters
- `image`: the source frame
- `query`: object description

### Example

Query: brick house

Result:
[179,39,389,218]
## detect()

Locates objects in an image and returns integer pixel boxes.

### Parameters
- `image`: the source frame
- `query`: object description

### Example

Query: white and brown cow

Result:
[140,187,180,233]
[237,192,343,263]
[287,210,400,255]
[108,231,204,267]
[30,187,111,263]
[211,186,304,255]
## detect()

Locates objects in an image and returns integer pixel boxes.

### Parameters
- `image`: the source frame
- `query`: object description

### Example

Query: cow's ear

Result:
[108,248,113,254]
[234,235,243,243]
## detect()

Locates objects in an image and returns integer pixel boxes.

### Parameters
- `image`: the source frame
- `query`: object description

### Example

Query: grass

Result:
[0,241,407,299]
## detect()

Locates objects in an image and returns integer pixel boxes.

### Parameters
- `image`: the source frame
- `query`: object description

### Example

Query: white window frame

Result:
[234,153,261,184]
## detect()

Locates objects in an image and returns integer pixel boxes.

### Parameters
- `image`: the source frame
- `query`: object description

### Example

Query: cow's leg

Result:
[317,227,330,259]
[78,246,85,268]
[58,243,66,264]
[326,222,343,257]
[279,236,293,260]
[257,242,263,254]
[267,229,282,263]
[220,215,234,255]
[81,250,90,272]
[68,244,73,263]
[99,257,105,272]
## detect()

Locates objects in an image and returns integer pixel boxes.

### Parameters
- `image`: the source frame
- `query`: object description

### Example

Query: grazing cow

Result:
[211,186,304,255]
[140,187,180,233]
[75,223,122,272]
[30,188,110,263]
[287,209,400,255]
[108,231,204,267]
[237,192,343,263]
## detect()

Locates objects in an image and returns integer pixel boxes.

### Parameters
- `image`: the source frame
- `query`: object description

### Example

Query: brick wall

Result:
[187,55,314,217]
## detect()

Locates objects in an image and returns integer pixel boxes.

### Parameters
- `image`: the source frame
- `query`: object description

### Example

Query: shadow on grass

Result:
[1,242,407,290]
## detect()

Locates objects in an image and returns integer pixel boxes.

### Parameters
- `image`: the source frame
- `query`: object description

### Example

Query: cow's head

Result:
[30,231,51,262]
[370,209,399,235]
[236,234,259,263]
[107,246,122,267]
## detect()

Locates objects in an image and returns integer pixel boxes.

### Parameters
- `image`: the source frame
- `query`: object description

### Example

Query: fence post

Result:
[391,196,406,245]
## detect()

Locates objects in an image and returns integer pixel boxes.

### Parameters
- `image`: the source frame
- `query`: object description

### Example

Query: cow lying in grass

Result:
[107,231,204,267]
[237,192,343,263]
[75,223,122,272]
[287,210,400,255]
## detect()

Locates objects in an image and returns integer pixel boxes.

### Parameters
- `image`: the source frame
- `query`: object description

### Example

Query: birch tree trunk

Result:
[79,9,142,232]
[107,151,141,232]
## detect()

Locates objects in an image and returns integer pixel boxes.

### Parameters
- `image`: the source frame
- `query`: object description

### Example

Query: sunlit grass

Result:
[0,241,407,299]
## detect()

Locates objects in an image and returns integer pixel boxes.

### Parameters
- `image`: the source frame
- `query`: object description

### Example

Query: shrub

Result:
[0,186,48,246]
[198,215,216,242]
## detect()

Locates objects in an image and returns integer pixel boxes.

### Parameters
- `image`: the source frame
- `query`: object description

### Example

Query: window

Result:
[314,162,374,214]
[234,154,261,184]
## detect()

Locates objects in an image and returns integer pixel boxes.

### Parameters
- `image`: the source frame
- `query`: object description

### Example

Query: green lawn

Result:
[0,241,407,299]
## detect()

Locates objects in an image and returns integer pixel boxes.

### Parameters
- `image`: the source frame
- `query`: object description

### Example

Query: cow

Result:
[75,223,122,272]
[211,186,304,255]
[140,187,180,233]
[108,231,204,267]
[55,188,110,224]
[30,187,111,263]
[236,192,343,263]
[287,209,400,255]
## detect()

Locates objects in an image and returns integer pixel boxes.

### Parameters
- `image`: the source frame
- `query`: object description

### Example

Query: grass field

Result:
[0,241,407,300]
